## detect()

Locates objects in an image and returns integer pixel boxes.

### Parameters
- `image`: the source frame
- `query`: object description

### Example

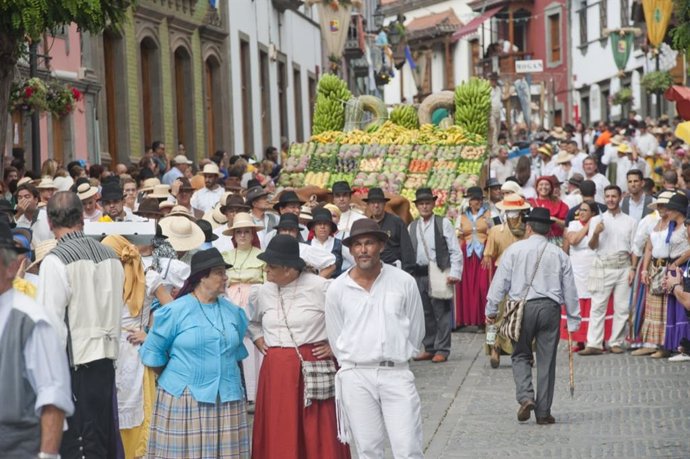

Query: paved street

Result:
[410,331,690,459]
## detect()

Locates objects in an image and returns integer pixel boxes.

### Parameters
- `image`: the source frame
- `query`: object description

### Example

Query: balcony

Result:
[344,14,365,60]
[475,51,529,77]
[272,0,303,13]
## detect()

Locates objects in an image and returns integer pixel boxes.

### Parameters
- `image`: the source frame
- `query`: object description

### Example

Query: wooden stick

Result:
[568,331,575,398]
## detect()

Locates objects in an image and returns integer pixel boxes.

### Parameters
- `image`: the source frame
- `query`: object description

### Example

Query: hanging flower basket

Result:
[9,78,49,114]
[611,88,633,106]
[640,71,673,94]
[46,81,82,117]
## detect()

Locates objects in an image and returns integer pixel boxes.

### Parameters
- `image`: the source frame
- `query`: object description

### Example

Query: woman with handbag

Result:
[636,193,690,358]
[139,248,250,458]
[249,234,350,459]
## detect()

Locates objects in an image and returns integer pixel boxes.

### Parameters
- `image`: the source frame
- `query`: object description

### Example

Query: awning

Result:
[665,85,690,121]
[452,6,502,41]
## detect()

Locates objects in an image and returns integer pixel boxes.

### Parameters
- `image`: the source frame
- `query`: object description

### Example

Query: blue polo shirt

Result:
[140,294,248,403]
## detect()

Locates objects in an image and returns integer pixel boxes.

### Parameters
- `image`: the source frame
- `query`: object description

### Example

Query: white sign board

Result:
[515,59,544,73]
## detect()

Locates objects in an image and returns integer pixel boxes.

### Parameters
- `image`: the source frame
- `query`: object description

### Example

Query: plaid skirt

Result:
[147,387,250,458]
[640,290,667,347]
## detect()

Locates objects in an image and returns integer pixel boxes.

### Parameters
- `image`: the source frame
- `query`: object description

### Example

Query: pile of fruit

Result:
[308,144,338,171]
[310,121,483,146]
[359,157,384,172]
[454,78,492,139]
[304,171,330,188]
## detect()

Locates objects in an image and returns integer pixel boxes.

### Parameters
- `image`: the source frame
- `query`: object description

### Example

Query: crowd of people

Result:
[2,114,690,458]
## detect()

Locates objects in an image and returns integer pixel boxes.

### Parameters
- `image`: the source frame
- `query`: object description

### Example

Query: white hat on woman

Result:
[222,212,263,236]
[159,216,205,252]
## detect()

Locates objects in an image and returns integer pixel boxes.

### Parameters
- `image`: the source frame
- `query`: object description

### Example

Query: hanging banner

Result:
[306,0,363,61]
[610,32,634,71]
[642,0,673,49]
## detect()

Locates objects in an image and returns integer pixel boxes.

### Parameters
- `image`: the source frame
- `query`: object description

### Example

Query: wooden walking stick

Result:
[567,331,575,398]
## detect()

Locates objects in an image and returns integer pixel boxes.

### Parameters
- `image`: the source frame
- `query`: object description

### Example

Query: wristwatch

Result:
[38,453,61,459]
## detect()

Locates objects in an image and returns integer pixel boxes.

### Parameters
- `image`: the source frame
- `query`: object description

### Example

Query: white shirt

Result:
[0,289,74,419]
[325,264,425,364]
[337,208,366,234]
[626,194,647,222]
[248,273,329,346]
[409,216,463,279]
[31,207,54,246]
[563,190,583,209]
[617,157,649,191]
[541,159,558,177]
[490,158,514,184]
[312,236,355,271]
[299,242,336,270]
[586,173,610,203]
[212,224,234,252]
[588,210,636,257]
[571,152,588,176]
[190,186,224,213]
[635,132,658,157]
[632,212,660,257]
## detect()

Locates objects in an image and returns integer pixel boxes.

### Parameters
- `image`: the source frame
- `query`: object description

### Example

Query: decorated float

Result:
[280,73,492,220]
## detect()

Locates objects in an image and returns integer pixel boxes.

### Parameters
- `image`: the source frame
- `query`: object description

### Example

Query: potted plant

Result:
[640,71,673,94]
[611,88,633,106]
[8,77,49,113]
[46,81,82,117]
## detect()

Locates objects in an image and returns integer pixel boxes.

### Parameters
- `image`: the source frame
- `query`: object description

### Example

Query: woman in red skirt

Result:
[248,234,350,459]
[455,186,492,328]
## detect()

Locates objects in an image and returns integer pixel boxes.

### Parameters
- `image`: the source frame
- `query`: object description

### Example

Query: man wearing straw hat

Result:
[0,219,73,457]
[162,154,193,186]
[486,207,580,424]
[190,163,225,214]
[37,191,125,457]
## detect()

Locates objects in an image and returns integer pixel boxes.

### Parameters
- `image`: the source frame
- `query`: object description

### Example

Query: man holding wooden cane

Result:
[486,207,581,424]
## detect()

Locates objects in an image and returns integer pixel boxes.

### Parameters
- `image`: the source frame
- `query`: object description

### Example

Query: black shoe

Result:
[536,414,556,425]
[517,399,535,422]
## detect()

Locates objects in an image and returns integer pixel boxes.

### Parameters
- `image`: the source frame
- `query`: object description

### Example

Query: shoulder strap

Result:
[277,285,305,365]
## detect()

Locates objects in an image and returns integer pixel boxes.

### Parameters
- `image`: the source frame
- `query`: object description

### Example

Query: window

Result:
[174,47,194,154]
[204,57,223,156]
[469,39,480,77]
[277,58,288,143]
[620,0,629,26]
[548,13,561,64]
[259,48,271,153]
[293,66,304,142]
[239,38,253,154]
[578,2,588,47]
[140,38,163,150]
[308,74,316,134]
[599,0,608,37]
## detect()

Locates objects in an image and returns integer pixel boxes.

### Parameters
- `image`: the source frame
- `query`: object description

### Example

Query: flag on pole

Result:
[404,46,416,70]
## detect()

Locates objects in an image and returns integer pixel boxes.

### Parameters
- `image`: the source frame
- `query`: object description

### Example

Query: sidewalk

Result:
[412,332,690,458]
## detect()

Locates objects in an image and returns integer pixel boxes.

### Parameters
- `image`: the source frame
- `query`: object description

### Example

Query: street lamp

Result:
[388,22,401,45]
[373,6,385,31]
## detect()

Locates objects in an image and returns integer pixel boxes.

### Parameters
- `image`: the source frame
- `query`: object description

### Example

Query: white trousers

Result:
[587,266,631,349]
[339,368,423,459]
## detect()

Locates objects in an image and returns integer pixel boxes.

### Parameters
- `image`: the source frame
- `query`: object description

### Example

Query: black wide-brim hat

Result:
[189,247,231,277]
[524,207,552,225]
[466,186,484,200]
[274,213,305,231]
[273,190,305,211]
[363,187,390,202]
[257,234,306,270]
[307,208,337,233]
[331,181,353,194]
[666,193,689,214]
[196,219,219,242]
[413,187,437,203]
[484,178,502,190]
[342,218,389,247]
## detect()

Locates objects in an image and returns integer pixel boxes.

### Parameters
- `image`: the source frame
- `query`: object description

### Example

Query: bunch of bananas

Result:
[389,104,419,129]
[309,121,482,146]
[312,74,352,135]
[454,78,491,139]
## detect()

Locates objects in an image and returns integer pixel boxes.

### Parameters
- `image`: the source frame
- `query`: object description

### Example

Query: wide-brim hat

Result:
[307,208,337,233]
[223,212,264,236]
[465,186,483,200]
[647,190,676,210]
[500,180,525,197]
[148,184,172,199]
[331,181,353,194]
[274,213,304,231]
[549,127,567,140]
[610,135,625,146]
[413,187,437,203]
[27,238,57,270]
[555,152,574,164]
[134,198,163,218]
[273,190,306,211]
[617,143,632,154]
[525,207,552,225]
[496,194,530,211]
[173,154,193,166]
[204,204,227,228]
[665,193,689,214]
[221,193,250,213]
[37,177,57,190]
[176,177,195,193]
[100,182,124,201]
[484,178,501,190]
[201,163,222,176]
[342,218,389,248]
[568,173,584,187]
[246,186,269,205]
[299,205,313,222]
[159,215,205,251]
[167,205,197,220]
[141,178,161,193]
[257,234,306,270]
[196,219,218,242]
[537,145,553,157]
[363,187,390,202]
[76,182,98,201]
[189,247,231,277]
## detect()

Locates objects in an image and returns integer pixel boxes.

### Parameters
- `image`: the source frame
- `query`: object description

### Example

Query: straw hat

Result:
[159,201,175,211]
[167,205,196,220]
[37,177,57,190]
[299,205,313,222]
[648,190,679,210]
[537,144,553,157]
[323,203,341,218]
[617,143,632,154]
[148,184,172,199]
[500,180,525,197]
[27,239,57,271]
[141,178,161,193]
[555,152,574,164]
[202,204,227,229]
[76,183,98,201]
[17,177,32,187]
[173,154,193,166]
[610,135,625,146]
[222,212,264,236]
[496,194,530,211]
[159,216,205,251]
[549,127,567,140]
[53,175,74,192]
[201,163,222,176]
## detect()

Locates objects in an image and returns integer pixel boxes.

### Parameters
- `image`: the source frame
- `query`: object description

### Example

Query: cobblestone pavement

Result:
[410,331,690,459]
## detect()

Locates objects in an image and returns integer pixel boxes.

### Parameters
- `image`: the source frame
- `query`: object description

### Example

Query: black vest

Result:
[409,216,450,270]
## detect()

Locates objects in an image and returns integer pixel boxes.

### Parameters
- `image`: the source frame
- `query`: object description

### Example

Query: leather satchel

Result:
[498,243,548,342]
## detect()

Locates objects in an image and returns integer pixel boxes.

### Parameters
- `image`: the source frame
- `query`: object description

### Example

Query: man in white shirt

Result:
[634,121,658,157]
[331,181,365,236]
[408,188,462,363]
[326,218,425,459]
[615,144,649,192]
[190,163,224,213]
[490,146,514,183]
[620,169,653,222]
[161,154,193,185]
[582,155,610,203]
[580,185,636,356]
